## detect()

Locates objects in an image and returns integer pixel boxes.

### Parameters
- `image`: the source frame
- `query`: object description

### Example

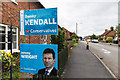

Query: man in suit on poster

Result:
[38,48,57,76]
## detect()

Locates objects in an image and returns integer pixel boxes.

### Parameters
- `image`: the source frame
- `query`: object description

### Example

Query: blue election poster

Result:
[20,44,58,73]
[20,8,58,35]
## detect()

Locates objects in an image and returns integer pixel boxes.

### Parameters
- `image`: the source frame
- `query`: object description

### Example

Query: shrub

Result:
[0,50,20,79]
[106,37,113,43]
[73,43,78,47]
[72,39,78,47]
[70,34,77,39]
[112,40,118,44]
[51,28,66,52]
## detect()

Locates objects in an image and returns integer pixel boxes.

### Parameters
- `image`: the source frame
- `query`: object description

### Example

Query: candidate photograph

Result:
[38,48,57,76]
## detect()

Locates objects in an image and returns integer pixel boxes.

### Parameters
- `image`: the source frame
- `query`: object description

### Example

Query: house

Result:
[0,0,51,52]
[100,27,116,41]
[101,29,108,41]
[62,27,70,39]
[84,35,91,41]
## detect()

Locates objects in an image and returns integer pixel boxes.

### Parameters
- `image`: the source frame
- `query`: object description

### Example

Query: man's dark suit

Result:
[38,67,57,76]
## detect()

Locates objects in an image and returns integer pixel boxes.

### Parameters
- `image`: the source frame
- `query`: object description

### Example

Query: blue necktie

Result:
[45,71,49,75]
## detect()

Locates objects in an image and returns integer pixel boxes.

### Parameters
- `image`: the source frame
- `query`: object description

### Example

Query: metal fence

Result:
[58,46,68,76]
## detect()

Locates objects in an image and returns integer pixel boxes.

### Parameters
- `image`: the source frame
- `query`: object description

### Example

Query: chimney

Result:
[110,27,114,31]
[105,29,108,32]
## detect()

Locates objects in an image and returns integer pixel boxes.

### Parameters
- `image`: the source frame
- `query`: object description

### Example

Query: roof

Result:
[62,27,70,32]
[101,31,108,36]
[106,31,116,37]
[101,27,116,37]
[58,25,62,29]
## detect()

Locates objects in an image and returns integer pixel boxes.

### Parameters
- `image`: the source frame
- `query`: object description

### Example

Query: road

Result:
[81,41,118,78]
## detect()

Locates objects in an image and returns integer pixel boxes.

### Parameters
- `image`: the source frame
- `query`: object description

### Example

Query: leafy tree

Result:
[70,34,77,39]
[115,24,120,38]
[115,24,120,46]
[96,36,99,39]
[91,34,97,39]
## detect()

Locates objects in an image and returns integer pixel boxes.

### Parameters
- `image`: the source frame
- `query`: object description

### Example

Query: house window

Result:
[8,27,17,49]
[0,23,18,52]
[41,35,47,44]
[0,26,5,50]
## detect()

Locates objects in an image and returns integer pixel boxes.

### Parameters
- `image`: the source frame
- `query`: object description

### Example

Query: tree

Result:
[91,34,97,39]
[70,34,77,39]
[115,24,120,46]
[115,24,120,37]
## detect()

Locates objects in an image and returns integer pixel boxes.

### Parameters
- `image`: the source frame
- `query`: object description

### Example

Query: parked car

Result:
[86,39,91,42]
[92,39,99,43]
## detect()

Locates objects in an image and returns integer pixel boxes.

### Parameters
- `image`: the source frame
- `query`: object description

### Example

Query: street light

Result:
[8,16,13,80]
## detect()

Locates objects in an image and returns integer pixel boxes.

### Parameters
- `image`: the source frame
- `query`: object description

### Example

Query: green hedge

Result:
[51,28,66,52]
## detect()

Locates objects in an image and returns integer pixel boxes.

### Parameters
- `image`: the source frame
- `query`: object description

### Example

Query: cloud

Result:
[39,0,118,37]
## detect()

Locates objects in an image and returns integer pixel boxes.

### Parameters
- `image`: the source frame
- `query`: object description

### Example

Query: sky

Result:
[38,0,119,37]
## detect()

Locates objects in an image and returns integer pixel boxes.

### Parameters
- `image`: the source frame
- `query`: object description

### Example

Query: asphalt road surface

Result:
[81,41,118,78]
[62,41,114,79]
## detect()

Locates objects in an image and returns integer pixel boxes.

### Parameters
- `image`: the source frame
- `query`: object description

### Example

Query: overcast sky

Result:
[38,0,119,37]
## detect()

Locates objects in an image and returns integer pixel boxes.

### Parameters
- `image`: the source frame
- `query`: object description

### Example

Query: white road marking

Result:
[104,52,111,54]
[102,49,111,54]
[94,44,99,45]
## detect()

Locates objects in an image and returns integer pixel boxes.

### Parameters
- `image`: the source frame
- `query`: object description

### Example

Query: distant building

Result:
[100,27,116,41]
[84,35,91,41]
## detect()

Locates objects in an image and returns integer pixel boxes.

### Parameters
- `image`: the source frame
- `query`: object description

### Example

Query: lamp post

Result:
[9,16,13,80]
[76,23,77,35]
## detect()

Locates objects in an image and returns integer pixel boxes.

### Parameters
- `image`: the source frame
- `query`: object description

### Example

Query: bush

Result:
[112,40,118,44]
[73,43,78,47]
[0,50,20,79]
[67,38,72,41]
[51,28,66,52]
[72,39,76,43]
[70,34,77,39]
[106,37,113,43]
[72,39,78,47]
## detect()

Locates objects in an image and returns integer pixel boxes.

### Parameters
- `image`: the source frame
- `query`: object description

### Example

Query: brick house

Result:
[84,35,91,41]
[62,27,70,39]
[101,27,116,41]
[0,0,51,52]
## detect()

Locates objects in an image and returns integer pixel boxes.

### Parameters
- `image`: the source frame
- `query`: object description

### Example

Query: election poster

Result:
[20,44,58,74]
[20,8,58,35]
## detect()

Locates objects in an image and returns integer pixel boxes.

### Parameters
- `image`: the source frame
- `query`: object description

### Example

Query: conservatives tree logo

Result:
[26,30,29,33]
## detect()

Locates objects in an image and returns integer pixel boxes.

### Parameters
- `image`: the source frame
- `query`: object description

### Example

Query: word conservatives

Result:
[30,29,57,33]
[25,18,57,25]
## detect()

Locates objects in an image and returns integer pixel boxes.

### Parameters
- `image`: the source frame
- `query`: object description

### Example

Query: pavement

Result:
[61,41,115,80]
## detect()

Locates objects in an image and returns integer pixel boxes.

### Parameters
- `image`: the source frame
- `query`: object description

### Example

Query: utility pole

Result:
[76,23,77,35]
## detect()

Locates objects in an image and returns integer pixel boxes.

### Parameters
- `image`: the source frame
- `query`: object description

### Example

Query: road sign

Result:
[20,8,58,35]
[20,44,58,73]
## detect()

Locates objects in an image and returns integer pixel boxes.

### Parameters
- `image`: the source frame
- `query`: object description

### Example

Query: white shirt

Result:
[45,66,54,75]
